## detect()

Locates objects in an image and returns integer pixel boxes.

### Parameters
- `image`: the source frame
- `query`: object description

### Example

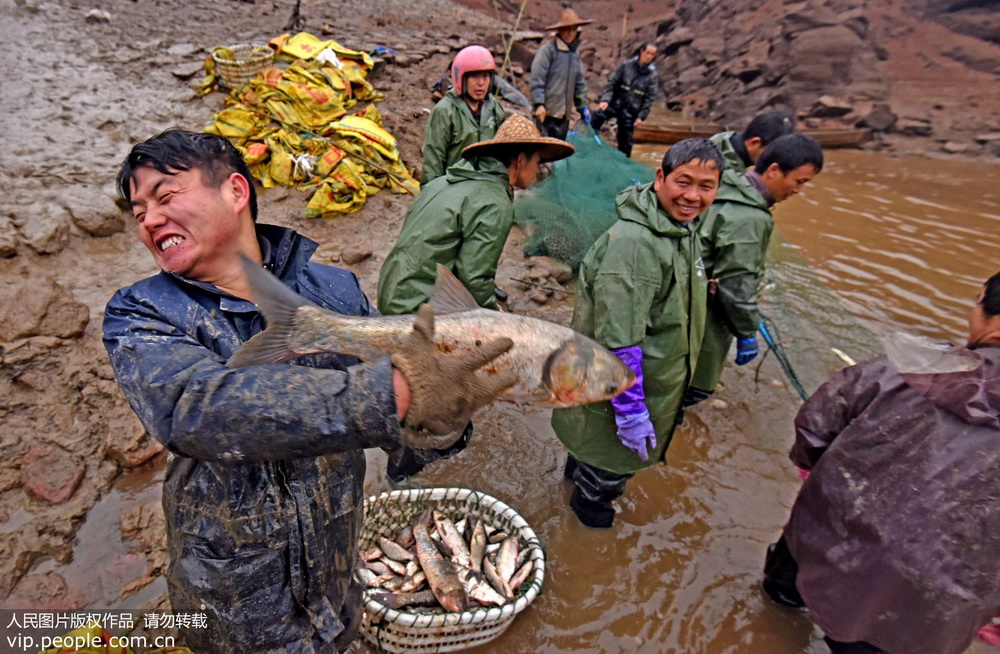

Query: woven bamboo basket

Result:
[210,43,274,90]
[358,487,545,653]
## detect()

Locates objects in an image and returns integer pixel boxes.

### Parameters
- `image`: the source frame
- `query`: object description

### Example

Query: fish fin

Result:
[227,255,318,368]
[428,264,480,314]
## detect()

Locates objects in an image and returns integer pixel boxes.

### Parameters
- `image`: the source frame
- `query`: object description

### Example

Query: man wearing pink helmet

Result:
[420,45,507,184]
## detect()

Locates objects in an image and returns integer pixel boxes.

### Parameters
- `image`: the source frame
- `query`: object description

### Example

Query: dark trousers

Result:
[564,455,633,504]
[536,115,570,140]
[385,422,472,483]
[591,107,636,157]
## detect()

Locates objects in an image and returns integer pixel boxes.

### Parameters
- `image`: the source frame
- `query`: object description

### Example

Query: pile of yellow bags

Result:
[202,32,419,218]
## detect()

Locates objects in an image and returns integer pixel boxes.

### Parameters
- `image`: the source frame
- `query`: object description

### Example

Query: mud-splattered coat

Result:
[785,343,1000,654]
[551,183,707,474]
[103,224,400,653]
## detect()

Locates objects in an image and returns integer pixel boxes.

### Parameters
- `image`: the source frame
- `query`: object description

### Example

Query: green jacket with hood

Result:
[710,131,751,187]
[378,156,511,315]
[420,89,507,185]
[689,174,773,392]
[551,183,708,474]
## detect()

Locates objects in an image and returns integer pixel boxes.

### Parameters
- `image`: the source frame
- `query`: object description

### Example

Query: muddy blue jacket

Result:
[103,224,400,653]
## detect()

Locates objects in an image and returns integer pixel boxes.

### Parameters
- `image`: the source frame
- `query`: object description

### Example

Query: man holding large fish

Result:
[376,114,576,481]
[102,129,521,653]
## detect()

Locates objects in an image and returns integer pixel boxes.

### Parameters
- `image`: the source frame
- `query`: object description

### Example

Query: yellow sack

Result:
[269,32,373,68]
[305,181,362,217]
[205,107,269,142]
[329,115,399,161]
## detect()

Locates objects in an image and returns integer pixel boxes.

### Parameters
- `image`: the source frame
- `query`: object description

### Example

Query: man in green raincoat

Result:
[709,110,795,184]
[687,134,824,406]
[379,114,573,480]
[420,45,507,185]
[551,138,725,528]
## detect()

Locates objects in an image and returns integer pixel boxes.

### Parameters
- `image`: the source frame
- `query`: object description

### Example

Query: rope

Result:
[758,315,810,401]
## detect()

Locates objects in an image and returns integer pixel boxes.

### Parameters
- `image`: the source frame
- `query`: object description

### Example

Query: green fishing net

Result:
[759,230,885,399]
[513,124,655,269]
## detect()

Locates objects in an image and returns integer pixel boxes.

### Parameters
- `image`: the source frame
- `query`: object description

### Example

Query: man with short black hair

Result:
[552,138,726,528]
[710,110,795,185]
[104,129,514,653]
[687,133,823,407]
[591,42,659,157]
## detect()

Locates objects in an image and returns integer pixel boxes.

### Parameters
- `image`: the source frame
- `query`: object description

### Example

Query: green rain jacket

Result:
[420,89,507,185]
[690,174,773,392]
[378,157,512,314]
[551,183,707,474]
[709,131,751,187]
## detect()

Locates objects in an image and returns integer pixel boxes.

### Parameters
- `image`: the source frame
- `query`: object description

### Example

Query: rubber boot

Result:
[762,538,805,608]
[563,455,578,481]
[494,286,508,303]
[569,486,615,529]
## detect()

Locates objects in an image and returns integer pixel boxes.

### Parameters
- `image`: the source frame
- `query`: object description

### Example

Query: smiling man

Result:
[102,129,515,653]
[685,133,824,409]
[551,138,725,528]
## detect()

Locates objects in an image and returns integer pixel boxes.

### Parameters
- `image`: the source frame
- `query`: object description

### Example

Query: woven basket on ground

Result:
[358,487,545,653]
[211,43,274,90]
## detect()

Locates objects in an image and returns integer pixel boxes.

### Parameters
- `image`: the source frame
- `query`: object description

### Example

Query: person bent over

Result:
[763,272,1000,654]
[378,115,573,482]
[686,134,823,407]
[551,138,725,528]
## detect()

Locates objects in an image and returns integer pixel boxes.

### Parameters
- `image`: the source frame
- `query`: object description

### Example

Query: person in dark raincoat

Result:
[591,42,659,157]
[687,134,823,406]
[530,8,593,139]
[103,130,516,653]
[420,45,507,185]
[551,138,725,528]
[763,271,1000,654]
[378,115,573,482]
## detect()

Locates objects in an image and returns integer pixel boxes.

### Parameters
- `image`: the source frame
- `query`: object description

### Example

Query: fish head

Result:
[542,335,637,407]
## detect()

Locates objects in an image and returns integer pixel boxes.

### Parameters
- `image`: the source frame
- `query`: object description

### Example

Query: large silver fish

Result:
[228,259,635,408]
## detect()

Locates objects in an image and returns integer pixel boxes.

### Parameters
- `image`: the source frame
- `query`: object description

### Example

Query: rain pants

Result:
[377,156,512,314]
[420,89,507,184]
[690,174,773,392]
[530,37,588,122]
[551,183,707,474]
[103,225,401,653]
[783,339,1000,654]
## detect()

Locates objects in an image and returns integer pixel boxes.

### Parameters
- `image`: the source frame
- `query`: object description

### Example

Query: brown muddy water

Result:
[356,148,1000,653]
[56,149,999,653]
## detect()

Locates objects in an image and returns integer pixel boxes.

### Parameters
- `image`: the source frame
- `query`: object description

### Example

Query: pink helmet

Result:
[451,45,496,95]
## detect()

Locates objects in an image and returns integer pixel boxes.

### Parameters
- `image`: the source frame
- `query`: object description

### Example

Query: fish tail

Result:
[227,256,316,368]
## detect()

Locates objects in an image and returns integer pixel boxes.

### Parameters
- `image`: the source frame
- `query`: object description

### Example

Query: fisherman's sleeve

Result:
[599,64,622,104]
[454,193,510,309]
[711,211,772,338]
[530,44,552,107]
[639,70,657,120]
[420,104,451,185]
[589,231,661,349]
[574,55,589,111]
[103,290,401,465]
[790,362,872,469]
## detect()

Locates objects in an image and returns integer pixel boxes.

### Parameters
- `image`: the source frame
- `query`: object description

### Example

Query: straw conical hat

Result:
[545,8,594,30]
[462,115,574,163]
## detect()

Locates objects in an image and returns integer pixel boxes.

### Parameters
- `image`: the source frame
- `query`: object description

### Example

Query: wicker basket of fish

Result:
[357,487,545,653]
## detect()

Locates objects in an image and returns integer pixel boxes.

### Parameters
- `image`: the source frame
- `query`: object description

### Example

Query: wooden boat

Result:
[633,123,869,149]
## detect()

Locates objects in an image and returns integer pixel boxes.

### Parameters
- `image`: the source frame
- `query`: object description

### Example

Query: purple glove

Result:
[609,346,656,459]
[615,408,656,460]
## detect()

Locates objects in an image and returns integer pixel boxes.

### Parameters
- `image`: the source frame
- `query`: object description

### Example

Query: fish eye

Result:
[606,383,620,396]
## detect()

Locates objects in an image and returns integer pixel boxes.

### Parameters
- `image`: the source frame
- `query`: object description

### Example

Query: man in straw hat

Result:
[530,8,594,139]
[378,114,573,481]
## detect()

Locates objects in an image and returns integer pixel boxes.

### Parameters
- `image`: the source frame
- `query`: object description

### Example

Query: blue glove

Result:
[615,409,656,460]
[735,336,759,365]
[581,107,592,124]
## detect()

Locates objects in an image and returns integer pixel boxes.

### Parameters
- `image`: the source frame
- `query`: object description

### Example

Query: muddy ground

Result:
[1,0,998,644]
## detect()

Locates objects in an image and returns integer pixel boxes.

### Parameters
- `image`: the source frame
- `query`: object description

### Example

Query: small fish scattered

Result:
[356,508,537,613]
[228,258,635,409]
